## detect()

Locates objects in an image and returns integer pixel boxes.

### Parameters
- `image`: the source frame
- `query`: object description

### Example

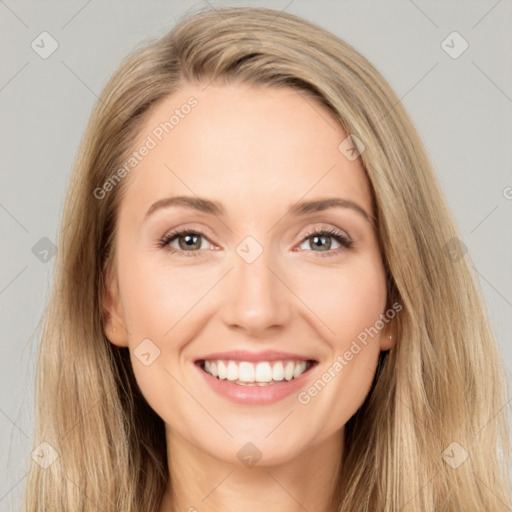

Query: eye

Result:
[158,229,213,257]
[297,227,352,256]
[158,226,353,258]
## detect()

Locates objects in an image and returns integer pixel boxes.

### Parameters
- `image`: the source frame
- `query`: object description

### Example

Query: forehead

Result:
[120,82,373,220]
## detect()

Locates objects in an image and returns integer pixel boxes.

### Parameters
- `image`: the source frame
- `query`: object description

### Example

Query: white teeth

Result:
[272,361,284,381]
[293,361,307,378]
[201,359,311,384]
[217,361,227,380]
[284,361,295,381]
[226,361,238,381]
[238,362,255,382]
[255,362,272,383]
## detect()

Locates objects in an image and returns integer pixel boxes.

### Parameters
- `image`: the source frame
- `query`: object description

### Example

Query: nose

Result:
[219,248,293,336]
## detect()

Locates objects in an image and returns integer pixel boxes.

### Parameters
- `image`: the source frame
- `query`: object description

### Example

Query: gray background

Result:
[1,1,511,509]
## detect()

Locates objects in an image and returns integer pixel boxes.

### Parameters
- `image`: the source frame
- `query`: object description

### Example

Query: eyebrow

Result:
[145,195,374,224]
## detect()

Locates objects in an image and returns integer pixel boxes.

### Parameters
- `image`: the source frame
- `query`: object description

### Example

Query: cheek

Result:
[294,256,387,343]
[116,251,218,409]
[119,252,212,338]
[292,257,387,424]
[117,253,205,431]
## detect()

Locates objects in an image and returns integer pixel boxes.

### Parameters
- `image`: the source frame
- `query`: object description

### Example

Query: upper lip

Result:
[195,350,316,363]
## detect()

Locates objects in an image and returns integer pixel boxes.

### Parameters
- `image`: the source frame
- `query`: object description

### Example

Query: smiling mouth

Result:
[196,359,317,386]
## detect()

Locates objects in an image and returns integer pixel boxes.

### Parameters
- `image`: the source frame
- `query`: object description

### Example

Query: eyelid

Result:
[298,225,351,243]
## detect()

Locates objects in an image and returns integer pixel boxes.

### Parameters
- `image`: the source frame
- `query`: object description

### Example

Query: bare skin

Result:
[103,82,392,512]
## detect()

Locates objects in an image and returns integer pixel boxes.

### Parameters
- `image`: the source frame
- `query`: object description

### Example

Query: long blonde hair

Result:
[26,6,510,511]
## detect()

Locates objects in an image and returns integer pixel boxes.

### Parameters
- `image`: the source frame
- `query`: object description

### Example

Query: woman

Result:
[25,6,510,511]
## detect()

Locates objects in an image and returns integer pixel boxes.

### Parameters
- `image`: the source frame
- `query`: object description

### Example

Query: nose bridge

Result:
[220,237,292,333]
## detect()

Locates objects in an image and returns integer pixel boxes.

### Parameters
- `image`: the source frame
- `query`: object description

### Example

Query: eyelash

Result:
[158,226,353,258]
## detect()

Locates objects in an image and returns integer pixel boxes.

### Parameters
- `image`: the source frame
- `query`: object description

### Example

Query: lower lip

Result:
[195,361,317,405]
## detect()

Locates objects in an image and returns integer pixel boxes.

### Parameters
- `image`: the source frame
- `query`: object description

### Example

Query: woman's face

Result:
[104,82,391,466]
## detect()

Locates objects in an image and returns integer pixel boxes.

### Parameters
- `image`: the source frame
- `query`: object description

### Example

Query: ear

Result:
[379,321,396,351]
[102,261,129,347]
